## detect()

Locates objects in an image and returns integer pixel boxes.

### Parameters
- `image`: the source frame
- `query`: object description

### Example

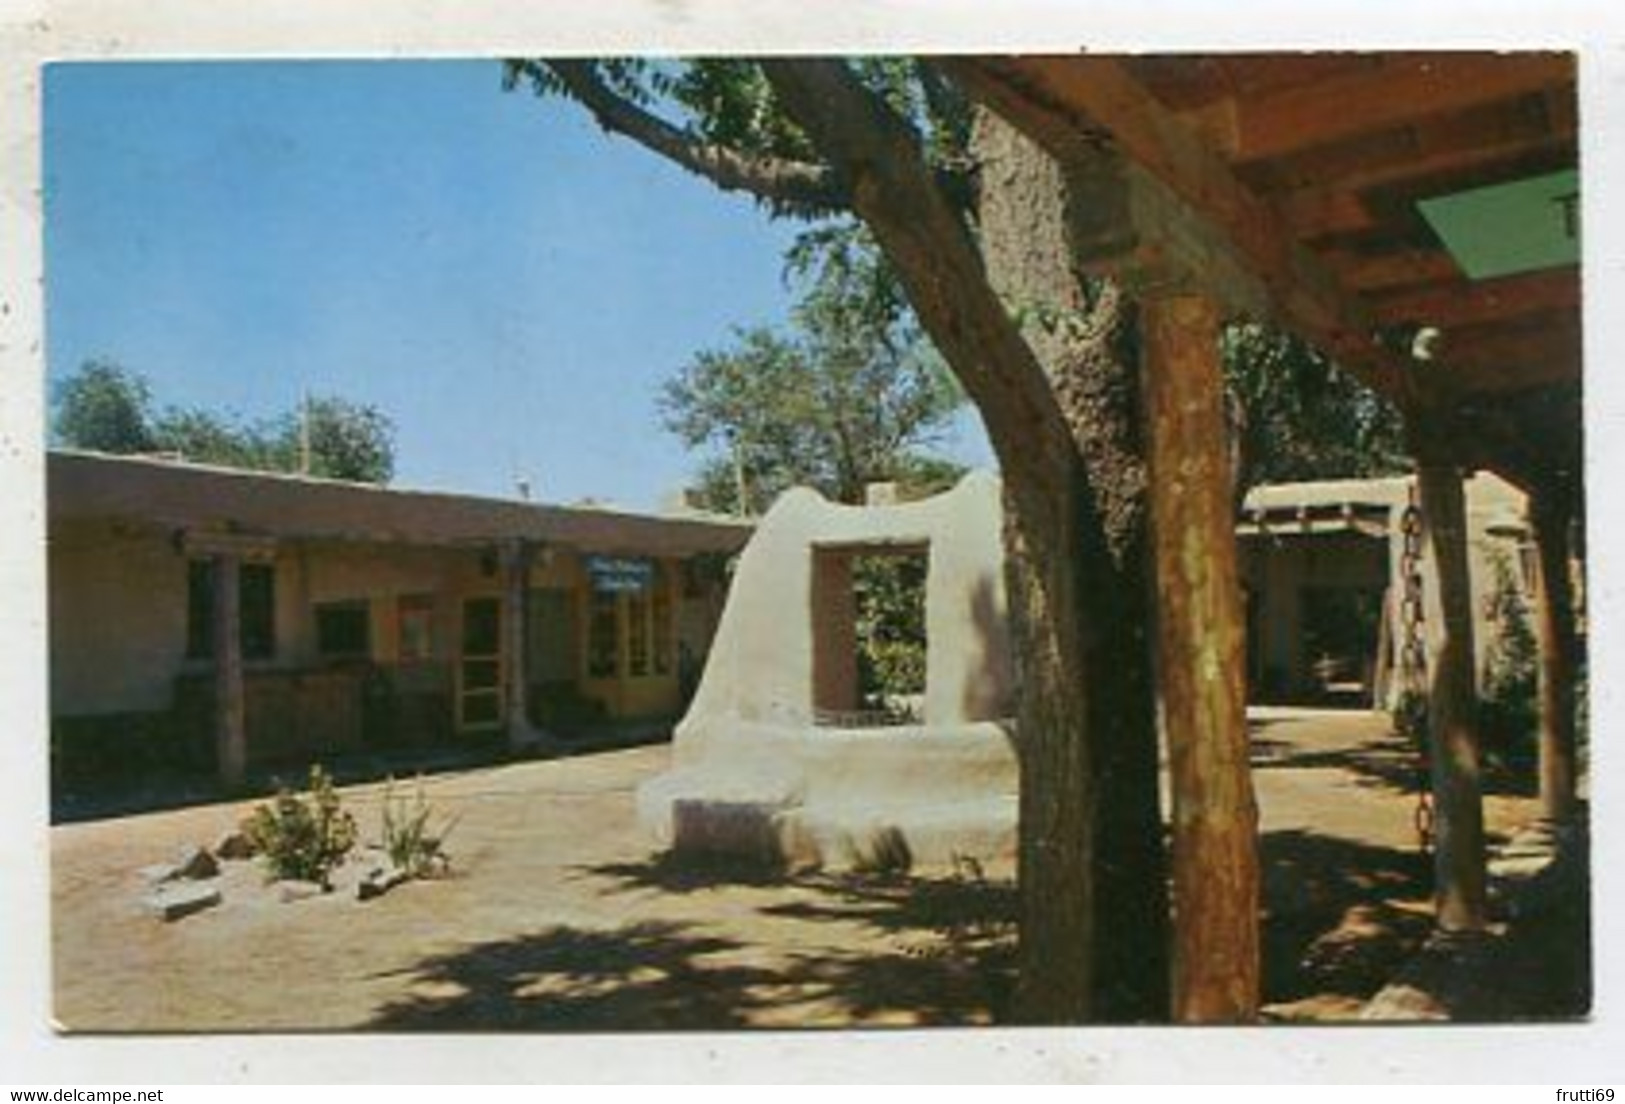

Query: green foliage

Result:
[1479,551,1540,769]
[50,360,395,484]
[151,406,277,470]
[379,777,459,878]
[661,221,962,514]
[855,554,929,712]
[844,826,914,880]
[52,360,157,453]
[288,397,396,483]
[502,58,971,221]
[241,765,358,888]
[1222,323,1409,493]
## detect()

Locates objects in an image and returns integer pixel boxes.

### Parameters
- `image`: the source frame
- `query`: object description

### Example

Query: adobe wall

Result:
[638,472,1019,872]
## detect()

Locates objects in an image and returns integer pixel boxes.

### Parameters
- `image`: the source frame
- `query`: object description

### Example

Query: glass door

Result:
[458,596,504,732]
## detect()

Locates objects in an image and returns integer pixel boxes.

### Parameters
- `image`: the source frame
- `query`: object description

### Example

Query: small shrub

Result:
[845,826,913,880]
[241,764,357,888]
[379,777,459,878]
[1480,552,1539,772]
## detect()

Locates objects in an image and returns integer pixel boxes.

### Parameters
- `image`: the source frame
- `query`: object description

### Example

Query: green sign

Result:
[1418,168,1579,281]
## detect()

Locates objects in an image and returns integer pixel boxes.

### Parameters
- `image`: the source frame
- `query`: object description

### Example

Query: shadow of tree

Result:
[367,920,773,1031]
[1251,727,1535,799]
[579,850,794,893]
[365,912,1015,1030]
[1259,828,1432,1008]
[1251,732,1427,797]
[367,826,1579,1028]
[366,869,1020,1030]
[756,872,1018,938]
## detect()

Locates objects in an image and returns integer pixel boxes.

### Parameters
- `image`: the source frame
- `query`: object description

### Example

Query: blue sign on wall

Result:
[586,555,654,594]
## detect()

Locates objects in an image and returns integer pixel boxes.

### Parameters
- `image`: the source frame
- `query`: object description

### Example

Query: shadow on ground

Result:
[1259,829,1433,1010]
[52,723,673,825]
[363,825,1584,1029]
[367,920,770,1030]
[1251,727,1537,800]
[367,869,1018,1030]
[349,714,1575,1030]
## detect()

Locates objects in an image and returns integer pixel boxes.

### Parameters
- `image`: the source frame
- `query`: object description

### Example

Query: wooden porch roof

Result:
[951,53,1581,494]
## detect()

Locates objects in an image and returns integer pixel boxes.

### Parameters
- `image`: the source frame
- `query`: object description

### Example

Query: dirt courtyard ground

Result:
[51,708,1567,1031]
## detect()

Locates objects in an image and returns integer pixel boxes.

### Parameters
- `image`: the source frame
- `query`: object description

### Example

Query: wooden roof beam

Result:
[1276,135,1577,241]
[1216,53,1575,164]
[1322,248,1462,293]
[1371,267,1579,329]
[1437,314,1582,394]
[947,55,1415,402]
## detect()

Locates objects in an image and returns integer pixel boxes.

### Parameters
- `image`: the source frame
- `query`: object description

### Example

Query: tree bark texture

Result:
[974,109,1169,1022]
[1142,294,1260,1023]
[1531,486,1581,823]
[761,59,1100,1021]
[1413,441,1489,932]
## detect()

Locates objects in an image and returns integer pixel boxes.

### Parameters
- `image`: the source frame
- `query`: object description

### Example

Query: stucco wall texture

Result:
[637,473,1021,873]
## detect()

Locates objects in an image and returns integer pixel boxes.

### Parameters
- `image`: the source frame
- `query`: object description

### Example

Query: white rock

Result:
[277,879,326,903]
[145,882,222,922]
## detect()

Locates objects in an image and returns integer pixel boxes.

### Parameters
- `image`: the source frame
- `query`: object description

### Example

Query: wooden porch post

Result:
[1142,293,1260,1022]
[501,539,535,752]
[1412,440,1488,931]
[212,552,246,791]
[1531,487,1580,823]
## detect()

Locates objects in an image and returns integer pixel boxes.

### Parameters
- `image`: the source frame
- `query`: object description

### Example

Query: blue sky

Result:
[43,59,992,511]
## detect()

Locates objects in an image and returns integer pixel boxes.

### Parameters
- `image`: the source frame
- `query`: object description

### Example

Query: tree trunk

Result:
[1142,294,1260,1022]
[999,474,1097,1022]
[761,61,1101,1021]
[974,110,1169,1022]
[1531,485,1580,823]
[1413,440,1488,932]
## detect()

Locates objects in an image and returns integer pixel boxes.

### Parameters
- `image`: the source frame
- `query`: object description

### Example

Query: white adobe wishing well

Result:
[636,471,1019,872]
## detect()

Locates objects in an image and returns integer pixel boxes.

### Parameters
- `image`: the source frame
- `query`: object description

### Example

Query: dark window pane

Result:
[653,565,672,675]
[588,591,618,678]
[627,590,650,676]
[461,692,500,726]
[186,560,276,661]
[186,560,213,659]
[241,564,276,660]
[462,598,501,657]
[462,658,500,692]
[316,600,370,659]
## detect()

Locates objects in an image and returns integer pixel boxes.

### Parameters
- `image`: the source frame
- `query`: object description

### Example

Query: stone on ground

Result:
[214,830,256,861]
[277,879,326,903]
[357,864,411,901]
[171,845,219,881]
[144,882,222,922]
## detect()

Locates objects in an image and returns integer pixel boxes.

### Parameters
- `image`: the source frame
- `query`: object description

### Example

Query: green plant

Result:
[1479,551,1539,771]
[242,764,357,888]
[379,777,459,878]
[845,825,914,879]
[854,554,928,715]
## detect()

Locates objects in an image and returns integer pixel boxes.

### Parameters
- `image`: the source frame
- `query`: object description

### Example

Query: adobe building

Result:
[1237,472,1539,708]
[638,468,1553,873]
[47,449,750,791]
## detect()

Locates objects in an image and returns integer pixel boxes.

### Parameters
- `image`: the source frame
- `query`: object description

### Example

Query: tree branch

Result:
[541,60,851,217]
[757,58,1077,532]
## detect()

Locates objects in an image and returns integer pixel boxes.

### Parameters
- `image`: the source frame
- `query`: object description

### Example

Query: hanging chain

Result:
[1396,496,1435,854]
